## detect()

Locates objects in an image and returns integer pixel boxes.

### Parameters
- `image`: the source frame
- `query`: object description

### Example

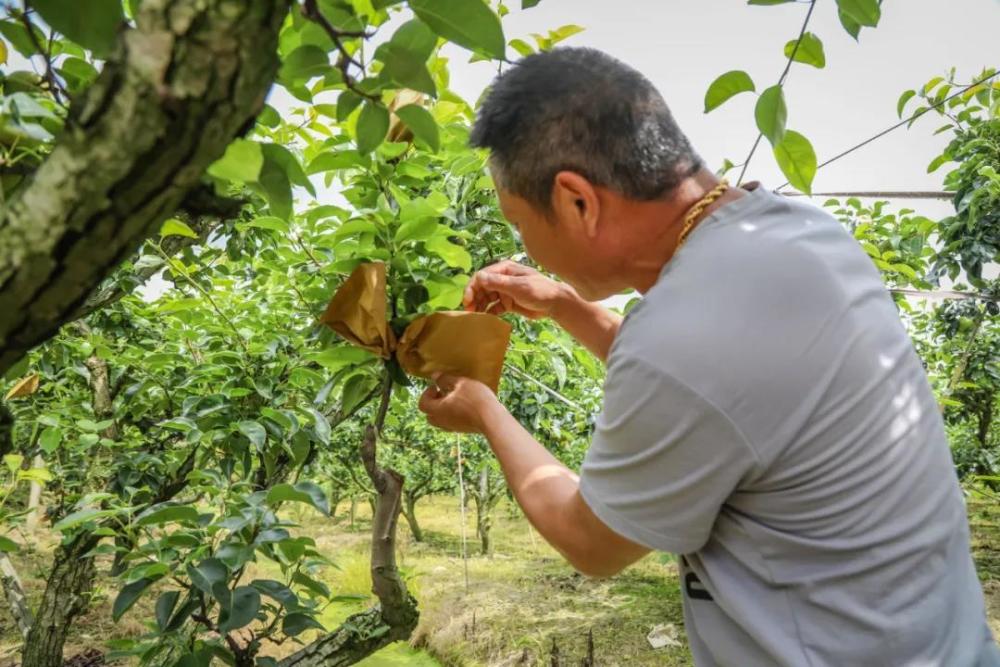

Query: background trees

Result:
[0,0,997,665]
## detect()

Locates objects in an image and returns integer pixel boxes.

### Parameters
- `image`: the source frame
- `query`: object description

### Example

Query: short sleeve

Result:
[579,354,758,554]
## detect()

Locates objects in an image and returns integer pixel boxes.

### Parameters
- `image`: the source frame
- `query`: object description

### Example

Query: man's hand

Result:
[463,260,568,320]
[418,373,499,433]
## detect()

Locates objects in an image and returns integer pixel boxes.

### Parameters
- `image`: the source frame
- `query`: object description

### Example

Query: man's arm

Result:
[464,260,623,362]
[419,375,649,577]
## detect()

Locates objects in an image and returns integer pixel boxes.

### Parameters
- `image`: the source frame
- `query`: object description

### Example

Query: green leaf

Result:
[379,20,438,96]
[837,0,880,27]
[238,421,267,449]
[0,20,45,58]
[31,0,124,58]
[395,217,439,244]
[262,143,315,196]
[838,9,861,39]
[187,558,228,596]
[306,346,374,372]
[208,139,263,184]
[251,579,298,608]
[304,407,331,445]
[409,0,506,60]
[266,482,330,516]
[754,85,787,145]
[521,0,541,7]
[340,374,377,415]
[136,505,200,527]
[243,216,290,234]
[704,70,755,113]
[748,0,795,3]
[0,535,18,553]
[307,150,366,174]
[53,508,117,532]
[258,104,281,128]
[509,38,534,57]
[160,218,198,239]
[425,235,472,271]
[393,104,440,152]
[113,577,156,621]
[337,91,365,122]
[784,32,825,68]
[773,130,816,195]
[897,90,916,118]
[219,587,261,633]
[283,612,325,637]
[279,45,330,81]
[153,591,180,631]
[356,102,390,154]
[927,154,950,173]
[259,156,293,220]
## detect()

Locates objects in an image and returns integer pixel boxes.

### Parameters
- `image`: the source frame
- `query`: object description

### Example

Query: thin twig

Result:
[151,244,249,354]
[19,5,66,106]
[300,0,380,102]
[736,0,817,185]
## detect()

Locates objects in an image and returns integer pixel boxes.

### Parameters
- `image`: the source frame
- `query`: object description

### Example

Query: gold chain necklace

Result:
[676,179,730,249]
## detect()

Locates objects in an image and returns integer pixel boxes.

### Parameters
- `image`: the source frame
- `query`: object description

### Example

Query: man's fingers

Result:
[431,372,459,392]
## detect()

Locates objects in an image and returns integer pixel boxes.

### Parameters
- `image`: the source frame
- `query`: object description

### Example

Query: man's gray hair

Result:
[470,47,702,210]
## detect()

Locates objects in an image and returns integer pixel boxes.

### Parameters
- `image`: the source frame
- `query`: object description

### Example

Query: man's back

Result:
[580,187,998,665]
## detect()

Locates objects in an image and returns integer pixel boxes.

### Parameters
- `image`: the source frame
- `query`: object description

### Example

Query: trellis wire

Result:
[774,71,1000,191]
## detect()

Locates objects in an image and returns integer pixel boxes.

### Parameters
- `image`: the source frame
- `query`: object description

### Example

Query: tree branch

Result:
[0,0,291,376]
[300,0,380,102]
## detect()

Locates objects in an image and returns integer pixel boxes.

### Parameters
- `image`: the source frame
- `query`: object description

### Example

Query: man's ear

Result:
[553,171,600,238]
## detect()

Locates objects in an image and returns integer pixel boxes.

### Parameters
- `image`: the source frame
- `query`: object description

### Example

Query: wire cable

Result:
[774,71,1000,191]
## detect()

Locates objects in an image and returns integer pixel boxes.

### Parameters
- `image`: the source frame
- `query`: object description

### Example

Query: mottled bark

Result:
[473,468,500,557]
[401,493,423,543]
[84,355,118,440]
[0,402,12,458]
[0,0,290,375]
[978,399,994,449]
[21,532,101,667]
[0,553,33,638]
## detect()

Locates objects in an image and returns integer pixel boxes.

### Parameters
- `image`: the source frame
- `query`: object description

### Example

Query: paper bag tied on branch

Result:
[320,262,512,393]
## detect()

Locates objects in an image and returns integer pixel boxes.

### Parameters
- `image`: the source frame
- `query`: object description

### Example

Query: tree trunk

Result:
[402,493,423,542]
[978,399,994,449]
[280,378,418,666]
[476,469,493,557]
[0,403,13,458]
[0,553,33,638]
[0,0,290,376]
[21,532,101,667]
[26,454,43,529]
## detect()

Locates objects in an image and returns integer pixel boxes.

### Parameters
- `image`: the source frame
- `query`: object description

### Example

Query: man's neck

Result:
[620,170,747,294]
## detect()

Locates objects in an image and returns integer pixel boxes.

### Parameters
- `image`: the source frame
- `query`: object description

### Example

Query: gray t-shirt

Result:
[579,186,999,666]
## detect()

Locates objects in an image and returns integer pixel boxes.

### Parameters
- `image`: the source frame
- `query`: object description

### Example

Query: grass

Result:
[303,495,692,666]
[6,490,1000,666]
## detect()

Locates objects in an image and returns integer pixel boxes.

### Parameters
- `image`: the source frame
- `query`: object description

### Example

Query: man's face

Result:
[496,186,620,301]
